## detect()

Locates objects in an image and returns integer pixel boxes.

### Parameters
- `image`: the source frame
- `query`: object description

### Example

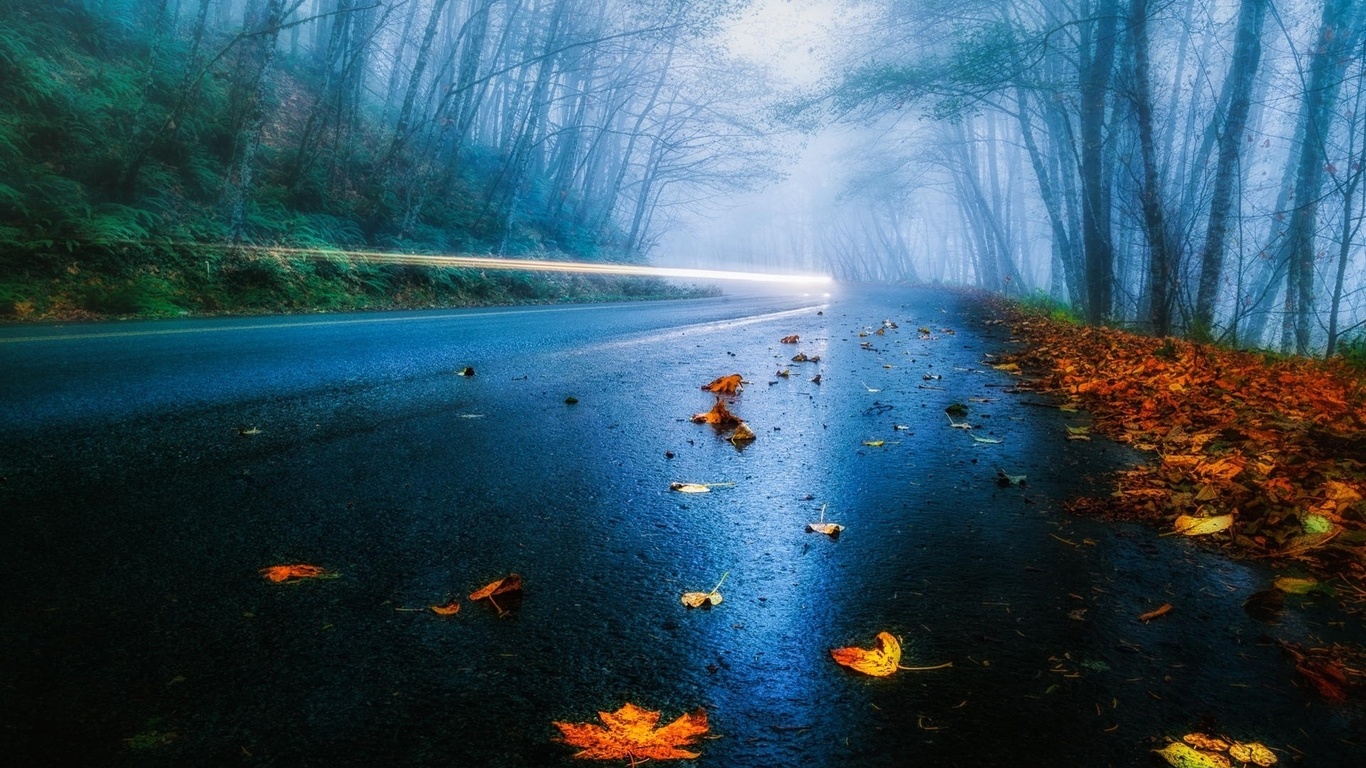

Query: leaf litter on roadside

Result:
[986,295,1366,584]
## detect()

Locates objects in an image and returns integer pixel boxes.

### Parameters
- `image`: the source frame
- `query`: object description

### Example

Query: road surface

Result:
[1,286,1361,766]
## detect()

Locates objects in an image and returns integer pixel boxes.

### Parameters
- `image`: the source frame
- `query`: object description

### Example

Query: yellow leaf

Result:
[670,483,711,494]
[728,422,756,444]
[1228,741,1277,766]
[862,440,884,447]
[1173,514,1234,536]
[807,522,844,536]
[681,573,726,609]
[992,362,1022,373]
[1272,577,1318,594]
[553,703,709,761]
[1182,733,1231,752]
[1155,742,1232,768]
[830,631,901,677]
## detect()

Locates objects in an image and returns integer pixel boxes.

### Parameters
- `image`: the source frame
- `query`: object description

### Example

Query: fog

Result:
[3,0,1365,353]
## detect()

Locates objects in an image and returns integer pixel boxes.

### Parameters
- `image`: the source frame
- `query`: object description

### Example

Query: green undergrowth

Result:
[0,246,716,321]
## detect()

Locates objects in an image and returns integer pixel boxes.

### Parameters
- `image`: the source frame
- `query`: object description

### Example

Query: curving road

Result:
[1,286,1361,767]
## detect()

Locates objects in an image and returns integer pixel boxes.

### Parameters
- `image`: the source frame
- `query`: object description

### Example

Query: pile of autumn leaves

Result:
[990,297,1366,583]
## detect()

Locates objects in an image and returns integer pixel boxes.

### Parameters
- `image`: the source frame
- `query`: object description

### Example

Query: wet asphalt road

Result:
[1,285,1362,767]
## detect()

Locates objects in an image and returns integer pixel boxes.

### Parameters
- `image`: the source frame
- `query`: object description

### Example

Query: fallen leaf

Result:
[807,504,843,536]
[670,483,711,493]
[553,703,709,761]
[780,335,800,344]
[945,403,969,416]
[565,396,579,404]
[862,440,884,447]
[1138,603,1173,622]
[996,470,1027,487]
[1300,513,1333,535]
[810,374,822,385]
[1271,576,1320,594]
[260,564,335,583]
[1182,734,1231,752]
[692,400,740,426]
[238,426,262,436]
[972,436,1002,444]
[681,572,727,609]
[701,374,743,395]
[1227,742,1277,766]
[470,573,523,602]
[1173,514,1234,536]
[992,362,1022,374]
[830,631,902,677]
[729,422,756,444]
[776,368,791,378]
[808,523,845,536]
[1155,742,1232,768]
[456,366,475,376]
[430,601,461,616]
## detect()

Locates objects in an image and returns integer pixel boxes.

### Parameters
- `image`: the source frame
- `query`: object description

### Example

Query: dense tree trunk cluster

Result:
[0,0,766,265]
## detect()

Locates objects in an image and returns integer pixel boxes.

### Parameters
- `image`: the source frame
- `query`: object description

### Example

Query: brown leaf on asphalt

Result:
[553,703,709,761]
[728,422,756,444]
[692,400,741,426]
[470,573,523,602]
[430,601,461,616]
[1138,603,1173,622]
[701,374,743,395]
[780,335,800,344]
[260,564,335,583]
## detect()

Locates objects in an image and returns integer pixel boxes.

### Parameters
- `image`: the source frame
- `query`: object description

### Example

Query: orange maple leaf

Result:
[701,374,743,396]
[553,703,708,762]
[691,399,741,426]
[259,564,332,583]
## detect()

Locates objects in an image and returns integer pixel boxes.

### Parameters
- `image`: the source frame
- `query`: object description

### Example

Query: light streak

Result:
[255,245,834,285]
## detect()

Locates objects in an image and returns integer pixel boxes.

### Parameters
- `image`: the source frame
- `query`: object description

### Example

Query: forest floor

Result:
[990,295,1366,593]
[0,250,711,322]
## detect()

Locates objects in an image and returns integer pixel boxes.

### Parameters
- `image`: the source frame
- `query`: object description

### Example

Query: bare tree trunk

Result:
[1079,0,1120,324]
[1193,0,1266,333]
[1129,0,1176,335]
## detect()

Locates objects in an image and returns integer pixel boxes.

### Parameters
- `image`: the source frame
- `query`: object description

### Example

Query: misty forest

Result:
[8,2,1366,765]
[0,0,1362,356]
